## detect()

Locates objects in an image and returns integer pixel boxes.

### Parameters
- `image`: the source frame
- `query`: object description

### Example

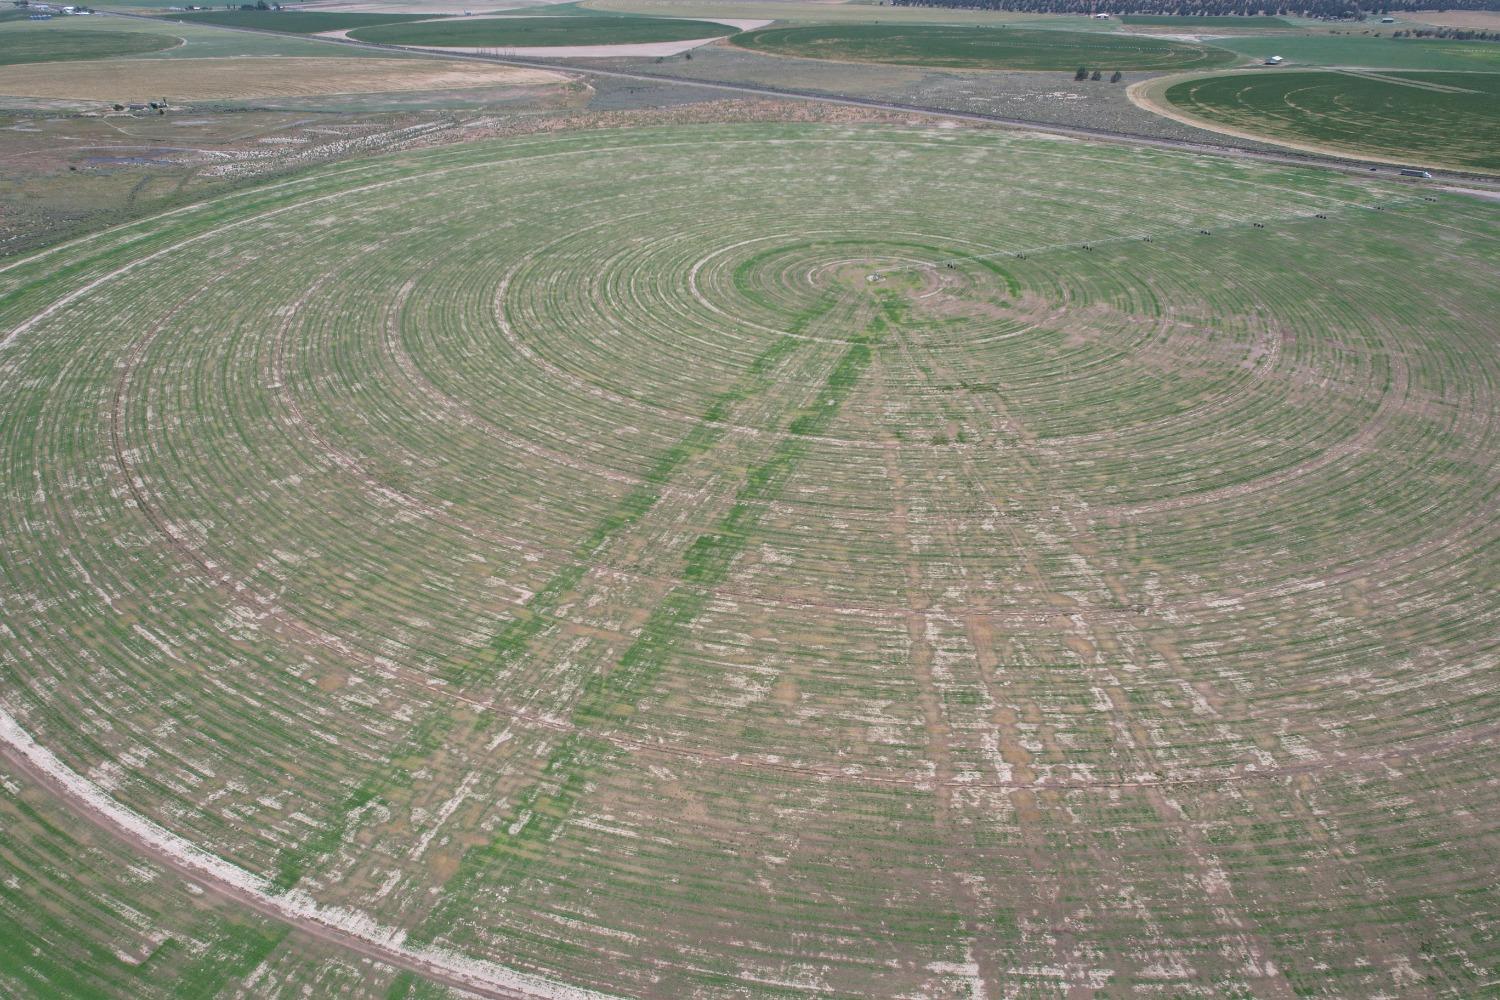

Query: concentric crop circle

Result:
[1,124,1497,998]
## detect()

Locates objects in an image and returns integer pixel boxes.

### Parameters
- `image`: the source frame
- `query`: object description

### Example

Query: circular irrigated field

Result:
[0,25,179,66]
[1158,70,1500,172]
[730,24,1238,71]
[1,124,1498,998]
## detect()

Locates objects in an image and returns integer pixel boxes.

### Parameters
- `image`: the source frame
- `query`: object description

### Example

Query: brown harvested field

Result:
[1401,9,1500,28]
[0,56,567,102]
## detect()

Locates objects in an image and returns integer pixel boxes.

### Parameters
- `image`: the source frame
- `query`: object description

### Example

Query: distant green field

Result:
[0,14,389,58]
[0,25,178,64]
[1121,14,1294,27]
[1165,69,1500,170]
[161,10,438,33]
[731,23,1240,71]
[349,14,735,46]
[1218,32,1500,70]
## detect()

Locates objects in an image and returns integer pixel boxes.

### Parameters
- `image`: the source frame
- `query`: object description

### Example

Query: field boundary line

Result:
[0,702,621,1000]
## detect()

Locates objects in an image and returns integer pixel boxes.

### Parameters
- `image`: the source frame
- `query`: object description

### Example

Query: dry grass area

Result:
[1402,9,1500,28]
[0,56,566,102]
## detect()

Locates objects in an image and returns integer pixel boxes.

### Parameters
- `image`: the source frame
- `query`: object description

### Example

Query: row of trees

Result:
[1392,27,1500,39]
[891,0,1500,17]
[1075,66,1126,79]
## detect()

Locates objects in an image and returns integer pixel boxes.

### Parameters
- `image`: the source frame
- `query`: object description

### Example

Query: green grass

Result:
[1217,32,1500,71]
[1165,70,1500,170]
[0,14,393,58]
[157,10,438,33]
[348,14,736,46]
[1120,14,1294,27]
[731,24,1240,71]
[0,25,178,64]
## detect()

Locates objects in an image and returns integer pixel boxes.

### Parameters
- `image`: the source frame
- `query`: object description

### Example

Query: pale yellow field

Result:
[0,56,566,102]
[1401,9,1500,28]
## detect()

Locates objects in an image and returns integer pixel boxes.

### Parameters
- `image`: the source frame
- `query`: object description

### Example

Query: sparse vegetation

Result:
[1,123,1496,999]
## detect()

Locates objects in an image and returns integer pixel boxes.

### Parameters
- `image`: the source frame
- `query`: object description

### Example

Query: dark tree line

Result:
[891,0,1500,18]
[1392,27,1500,39]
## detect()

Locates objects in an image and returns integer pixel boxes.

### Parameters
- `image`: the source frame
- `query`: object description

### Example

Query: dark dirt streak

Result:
[907,289,1290,995]
[872,352,1005,999]
[882,299,1097,993]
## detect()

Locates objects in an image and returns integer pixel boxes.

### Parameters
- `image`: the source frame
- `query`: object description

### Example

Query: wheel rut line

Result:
[912,313,1293,993]
[109,262,1492,641]
[886,305,1109,993]
[873,349,1006,1000]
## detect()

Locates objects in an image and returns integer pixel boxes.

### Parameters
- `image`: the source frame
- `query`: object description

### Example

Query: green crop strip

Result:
[444,297,832,689]
[409,294,900,947]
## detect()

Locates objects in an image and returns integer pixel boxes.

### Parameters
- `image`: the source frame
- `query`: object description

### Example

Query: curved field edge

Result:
[0,27,179,66]
[1128,70,1500,173]
[0,706,613,1000]
[729,24,1241,71]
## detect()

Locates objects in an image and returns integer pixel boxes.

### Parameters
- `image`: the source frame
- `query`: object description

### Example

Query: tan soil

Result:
[1400,10,1500,28]
[0,56,566,102]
